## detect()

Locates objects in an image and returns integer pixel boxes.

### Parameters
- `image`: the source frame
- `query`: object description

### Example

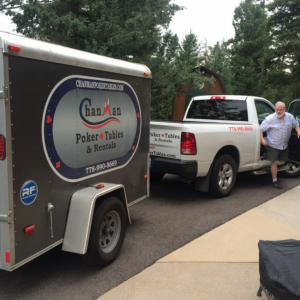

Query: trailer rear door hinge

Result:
[0,87,9,103]
[0,211,13,226]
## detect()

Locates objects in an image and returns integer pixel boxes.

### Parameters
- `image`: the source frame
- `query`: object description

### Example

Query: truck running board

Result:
[253,165,287,175]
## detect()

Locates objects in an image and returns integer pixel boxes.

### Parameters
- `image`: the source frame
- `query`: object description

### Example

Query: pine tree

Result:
[149,32,209,119]
[0,0,22,12]
[262,0,300,104]
[149,31,181,119]
[5,0,182,60]
[230,0,268,96]
[206,41,233,94]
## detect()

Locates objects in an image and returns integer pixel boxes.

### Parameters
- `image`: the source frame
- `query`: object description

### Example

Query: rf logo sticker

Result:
[20,181,38,205]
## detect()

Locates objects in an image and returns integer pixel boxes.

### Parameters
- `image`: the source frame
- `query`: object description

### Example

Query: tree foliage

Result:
[149,32,210,119]
[262,0,300,104]
[5,0,182,60]
[229,0,268,96]
[205,40,233,94]
[0,0,21,11]
[0,0,52,12]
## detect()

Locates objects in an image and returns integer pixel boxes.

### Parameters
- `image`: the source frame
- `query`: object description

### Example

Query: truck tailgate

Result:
[150,121,182,159]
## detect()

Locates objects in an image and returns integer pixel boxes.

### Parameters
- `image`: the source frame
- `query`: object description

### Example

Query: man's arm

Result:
[260,130,268,146]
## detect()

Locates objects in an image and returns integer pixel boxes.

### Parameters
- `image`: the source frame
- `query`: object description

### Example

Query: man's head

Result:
[275,101,286,118]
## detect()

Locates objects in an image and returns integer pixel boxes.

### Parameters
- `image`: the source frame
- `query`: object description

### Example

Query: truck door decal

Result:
[42,75,141,182]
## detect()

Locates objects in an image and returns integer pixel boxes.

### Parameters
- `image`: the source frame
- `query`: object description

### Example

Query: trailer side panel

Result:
[8,55,150,265]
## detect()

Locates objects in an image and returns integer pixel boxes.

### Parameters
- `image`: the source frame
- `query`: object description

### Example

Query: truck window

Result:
[255,101,274,124]
[186,100,248,121]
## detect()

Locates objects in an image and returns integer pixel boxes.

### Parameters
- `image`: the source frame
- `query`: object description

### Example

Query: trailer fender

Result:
[62,183,130,254]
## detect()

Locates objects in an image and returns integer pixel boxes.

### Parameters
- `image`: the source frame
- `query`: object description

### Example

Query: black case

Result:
[258,239,300,300]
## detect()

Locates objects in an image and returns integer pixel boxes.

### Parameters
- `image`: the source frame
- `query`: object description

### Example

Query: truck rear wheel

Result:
[282,163,300,178]
[209,154,237,198]
[84,196,126,267]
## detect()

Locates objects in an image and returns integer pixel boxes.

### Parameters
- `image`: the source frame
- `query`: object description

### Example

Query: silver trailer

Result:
[0,31,151,271]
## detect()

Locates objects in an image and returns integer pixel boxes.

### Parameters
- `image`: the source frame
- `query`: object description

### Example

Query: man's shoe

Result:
[272,181,282,189]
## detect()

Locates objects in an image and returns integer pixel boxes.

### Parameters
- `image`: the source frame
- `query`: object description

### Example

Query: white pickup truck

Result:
[150,95,300,197]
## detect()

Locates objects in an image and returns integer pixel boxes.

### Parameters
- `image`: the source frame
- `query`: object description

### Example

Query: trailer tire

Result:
[209,154,237,198]
[84,196,126,267]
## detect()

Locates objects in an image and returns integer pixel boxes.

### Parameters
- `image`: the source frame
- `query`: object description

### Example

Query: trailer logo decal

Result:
[42,75,141,182]
[79,98,121,129]
[20,181,38,205]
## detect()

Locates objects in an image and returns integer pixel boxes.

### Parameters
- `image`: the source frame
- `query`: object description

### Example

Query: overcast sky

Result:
[169,0,242,46]
[0,0,242,46]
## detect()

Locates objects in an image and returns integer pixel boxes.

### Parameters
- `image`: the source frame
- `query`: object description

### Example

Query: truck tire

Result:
[84,196,126,267]
[150,171,165,182]
[282,163,300,178]
[209,154,237,198]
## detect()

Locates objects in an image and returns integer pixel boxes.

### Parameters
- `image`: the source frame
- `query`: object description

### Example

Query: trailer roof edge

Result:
[0,31,151,78]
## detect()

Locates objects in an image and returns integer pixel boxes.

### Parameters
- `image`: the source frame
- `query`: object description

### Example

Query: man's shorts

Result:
[266,145,289,162]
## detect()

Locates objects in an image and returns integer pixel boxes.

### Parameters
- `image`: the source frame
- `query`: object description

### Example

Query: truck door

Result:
[288,99,300,163]
[254,99,275,160]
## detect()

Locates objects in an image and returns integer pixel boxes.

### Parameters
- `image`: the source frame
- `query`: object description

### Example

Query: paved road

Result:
[0,172,299,300]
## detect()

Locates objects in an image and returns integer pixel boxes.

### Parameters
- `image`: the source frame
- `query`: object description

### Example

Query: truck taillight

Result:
[181,133,197,155]
[0,135,6,160]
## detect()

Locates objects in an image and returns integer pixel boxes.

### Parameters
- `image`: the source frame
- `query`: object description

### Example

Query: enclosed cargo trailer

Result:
[0,31,151,271]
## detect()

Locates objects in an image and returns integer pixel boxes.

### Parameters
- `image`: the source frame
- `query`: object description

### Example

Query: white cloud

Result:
[168,0,242,46]
[0,14,16,33]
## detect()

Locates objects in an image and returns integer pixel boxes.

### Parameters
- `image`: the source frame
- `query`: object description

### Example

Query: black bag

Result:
[258,239,300,300]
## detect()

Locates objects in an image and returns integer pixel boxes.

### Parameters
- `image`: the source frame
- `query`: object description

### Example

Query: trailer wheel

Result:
[209,154,237,198]
[84,197,126,267]
[150,171,165,182]
[282,163,300,178]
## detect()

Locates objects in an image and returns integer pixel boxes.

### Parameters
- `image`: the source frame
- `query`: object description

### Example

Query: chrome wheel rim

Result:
[285,163,300,174]
[99,210,121,253]
[218,163,233,190]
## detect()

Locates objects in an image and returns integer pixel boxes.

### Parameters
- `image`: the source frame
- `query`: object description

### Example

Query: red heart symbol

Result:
[46,115,52,124]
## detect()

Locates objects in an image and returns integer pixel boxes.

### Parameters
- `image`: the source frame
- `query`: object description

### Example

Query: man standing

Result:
[260,101,300,189]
